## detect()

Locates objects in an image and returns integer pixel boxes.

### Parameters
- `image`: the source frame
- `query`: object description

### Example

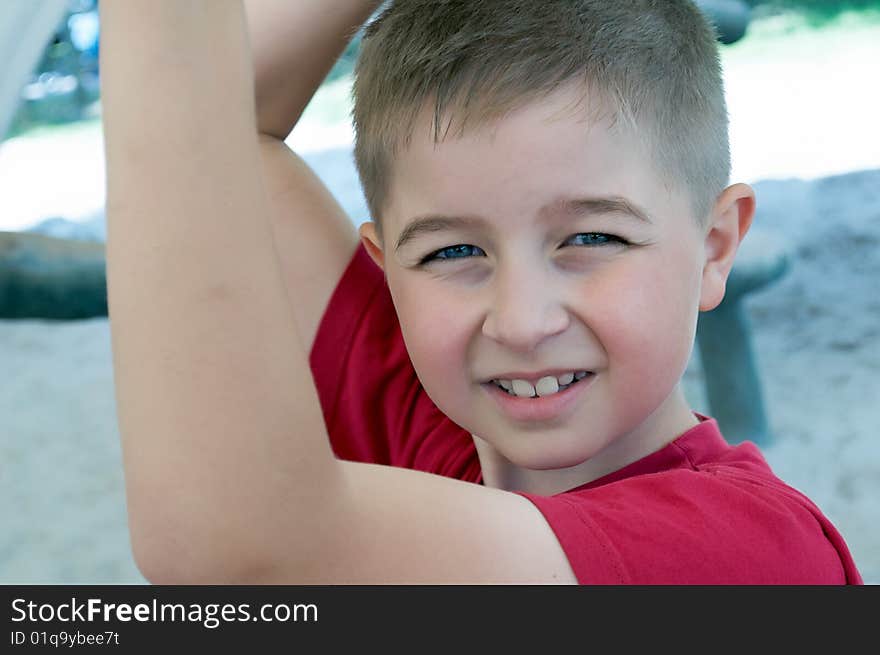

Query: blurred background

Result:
[1,0,878,584]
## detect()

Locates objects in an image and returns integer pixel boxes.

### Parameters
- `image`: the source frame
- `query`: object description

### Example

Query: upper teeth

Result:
[494,371,588,397]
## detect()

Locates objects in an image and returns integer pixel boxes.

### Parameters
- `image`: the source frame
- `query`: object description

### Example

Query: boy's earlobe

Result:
[699,183,756,312]
[358,221,386,271]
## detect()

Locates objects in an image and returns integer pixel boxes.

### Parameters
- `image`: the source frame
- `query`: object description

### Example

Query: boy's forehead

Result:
[407,81,613,150]
[385,90,671,231]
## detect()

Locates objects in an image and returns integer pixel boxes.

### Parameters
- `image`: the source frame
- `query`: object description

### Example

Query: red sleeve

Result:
[518,470,857,584]
[308,243,481,481]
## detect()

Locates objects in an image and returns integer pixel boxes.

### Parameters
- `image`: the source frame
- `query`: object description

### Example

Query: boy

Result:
[100,0,862,583]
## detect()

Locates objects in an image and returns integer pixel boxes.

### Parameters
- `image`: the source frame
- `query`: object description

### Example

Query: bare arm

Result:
[247,0,383,139]
[102,0,575,584]
[101,0,342,579]
[246,0,381,351]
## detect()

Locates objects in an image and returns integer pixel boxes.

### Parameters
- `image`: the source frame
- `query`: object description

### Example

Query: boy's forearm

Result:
[101,1,340,582]
[246,0,383,139]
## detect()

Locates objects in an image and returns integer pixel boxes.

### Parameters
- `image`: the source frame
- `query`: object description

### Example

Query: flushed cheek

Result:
[392,283,479,410]
[592,269,698,390]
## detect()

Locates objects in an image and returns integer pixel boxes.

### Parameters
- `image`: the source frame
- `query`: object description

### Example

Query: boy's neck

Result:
[472,387,699,496]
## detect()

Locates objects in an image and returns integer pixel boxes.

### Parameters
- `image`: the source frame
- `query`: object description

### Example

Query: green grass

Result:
[747,1,880,26]
[4,116,102,143]
[721,6,880,63]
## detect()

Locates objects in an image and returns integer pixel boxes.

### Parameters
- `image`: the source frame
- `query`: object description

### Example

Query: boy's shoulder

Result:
[518,419,863,584]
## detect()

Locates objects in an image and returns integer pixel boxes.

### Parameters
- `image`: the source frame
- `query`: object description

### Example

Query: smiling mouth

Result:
[481,371,596,423]
[488,371,592,398]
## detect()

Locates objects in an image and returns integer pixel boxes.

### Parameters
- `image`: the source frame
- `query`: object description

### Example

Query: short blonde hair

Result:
[352,0,730,243]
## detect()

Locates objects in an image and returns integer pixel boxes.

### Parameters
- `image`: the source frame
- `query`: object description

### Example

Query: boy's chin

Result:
[470,428,604,471]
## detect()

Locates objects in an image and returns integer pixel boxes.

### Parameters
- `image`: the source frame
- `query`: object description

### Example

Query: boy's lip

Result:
[482,368,592,384]
[480,372,595,423]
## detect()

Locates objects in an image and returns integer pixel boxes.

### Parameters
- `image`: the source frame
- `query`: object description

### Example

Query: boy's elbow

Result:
[129,520,209,585]
[132,539,279,585]
[128,515,277,585]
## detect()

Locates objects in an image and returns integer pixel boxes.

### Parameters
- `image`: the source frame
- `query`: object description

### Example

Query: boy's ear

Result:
[358,221,386,271]
[699,183,756,312]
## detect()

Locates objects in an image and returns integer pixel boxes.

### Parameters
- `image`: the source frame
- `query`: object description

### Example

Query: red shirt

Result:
[309,243,863,584]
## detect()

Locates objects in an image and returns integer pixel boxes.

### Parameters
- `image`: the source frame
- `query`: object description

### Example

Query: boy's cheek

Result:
[594,272,698,363]
[397,301,470,374]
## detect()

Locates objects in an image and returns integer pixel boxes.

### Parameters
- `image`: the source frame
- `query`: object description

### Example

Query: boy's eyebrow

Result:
[394,196,653,252]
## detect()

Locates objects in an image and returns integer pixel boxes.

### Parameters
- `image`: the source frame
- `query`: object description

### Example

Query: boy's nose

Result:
[481,267,569,353]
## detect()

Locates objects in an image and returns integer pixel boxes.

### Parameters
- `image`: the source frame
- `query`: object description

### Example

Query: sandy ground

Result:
[2,13,878,584]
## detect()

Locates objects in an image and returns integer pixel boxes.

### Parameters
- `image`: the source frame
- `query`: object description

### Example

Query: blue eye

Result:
[566,233,626,247]
[420,233,626,265]
[421,244,486,264]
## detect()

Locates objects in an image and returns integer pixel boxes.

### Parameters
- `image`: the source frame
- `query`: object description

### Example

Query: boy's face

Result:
[360,83,739,481]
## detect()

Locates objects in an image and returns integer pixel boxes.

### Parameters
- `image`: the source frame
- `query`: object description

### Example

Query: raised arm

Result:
[248,0,383,139]
[102,0,575,584]
[246,0,381,352]
[101,0,344,581]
